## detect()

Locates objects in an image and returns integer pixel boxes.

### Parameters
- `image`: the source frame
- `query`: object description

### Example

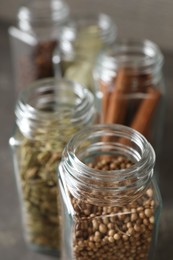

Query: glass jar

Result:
[93,39,165,153]
[9,0,70,94]
[58,124,162,260]
[53,13,117,92]
[9,78,95,256]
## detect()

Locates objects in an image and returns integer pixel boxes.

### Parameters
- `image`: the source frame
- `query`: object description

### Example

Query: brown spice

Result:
[100,81,111,123]
[99,68,161,143]
[130,86,161,137]
[69,156,155,260]
[33,40,57,79]
[105,68,131,124]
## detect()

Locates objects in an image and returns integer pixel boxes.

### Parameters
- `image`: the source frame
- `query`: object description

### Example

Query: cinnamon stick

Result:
[130,86,161,137]
[105,68,132,124]
[100,81,111,123]
[100,68,132,153]
[121,72,151,125]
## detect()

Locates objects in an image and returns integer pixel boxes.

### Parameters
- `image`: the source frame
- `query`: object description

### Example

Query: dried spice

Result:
[99,68,161,141]
[32,40,57,80]
[18,40,58,91]
[60,29,103,92]
[9,0,70,93]
[17,121,79,251]
[67,157,155,260]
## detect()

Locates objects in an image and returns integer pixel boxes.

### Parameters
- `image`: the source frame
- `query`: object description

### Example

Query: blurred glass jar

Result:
[93,40,165,154]
[53,13,117,92]
[9,0,70,94]
[9,78,95,255]
[58,124,162,260]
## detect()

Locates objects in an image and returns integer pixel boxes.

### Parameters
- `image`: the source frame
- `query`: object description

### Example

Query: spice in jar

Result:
[99,68,161,137]
[69,157,155,260]
[32,40,57,79]
[9,78,95,255]
[53,13,117,92]
[93,40,165,149]
[9,0,70,92]
[58,124,162,260]
[19,128,72,251]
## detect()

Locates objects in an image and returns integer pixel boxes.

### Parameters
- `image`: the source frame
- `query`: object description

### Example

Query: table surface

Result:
[0,20,173,260]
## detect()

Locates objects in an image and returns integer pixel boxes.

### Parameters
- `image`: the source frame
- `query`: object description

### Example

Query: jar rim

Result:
[60,124,155,205]
[65,124,155,179]
[17,0,70,30]
[60,13,117,43]
[15,78,95,138]
[96,39,164,72]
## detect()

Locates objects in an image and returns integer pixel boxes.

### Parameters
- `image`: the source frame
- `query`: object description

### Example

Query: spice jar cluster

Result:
[8,1,165,259]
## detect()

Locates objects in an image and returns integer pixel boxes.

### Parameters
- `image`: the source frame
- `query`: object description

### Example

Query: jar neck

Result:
[15,78,95,140]
[60,124,155,206]
[17,0,70,36]
[95,39,164,87]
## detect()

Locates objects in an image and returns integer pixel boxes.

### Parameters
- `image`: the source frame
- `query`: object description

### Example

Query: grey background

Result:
[1,0,173,259]
[1,0,173,51]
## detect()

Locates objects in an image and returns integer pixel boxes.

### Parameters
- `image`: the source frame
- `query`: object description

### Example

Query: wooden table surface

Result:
[0,20,173,260]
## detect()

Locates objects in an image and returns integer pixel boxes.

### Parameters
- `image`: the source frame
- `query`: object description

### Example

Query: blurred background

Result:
[1,0,173,51]
[0,0,173,259]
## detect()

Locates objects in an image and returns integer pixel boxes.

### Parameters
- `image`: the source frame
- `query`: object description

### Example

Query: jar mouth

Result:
[60,13,117,44]
[65,124,155,179]
[61,124,155,205]
[16,78,95,138]
[95,39,163,83]
[18,0,70,31]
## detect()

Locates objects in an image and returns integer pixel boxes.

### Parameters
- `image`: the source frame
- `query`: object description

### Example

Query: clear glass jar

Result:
[9,0,70,94]
[9,78,95,256]
[93,40,165,153]
[53,13,117,92]
[58,124,162,260]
